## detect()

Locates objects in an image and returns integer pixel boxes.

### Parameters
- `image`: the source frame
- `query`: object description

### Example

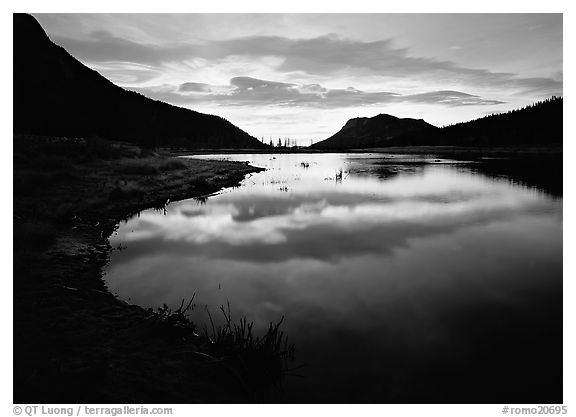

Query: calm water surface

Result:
[104,153,562,402]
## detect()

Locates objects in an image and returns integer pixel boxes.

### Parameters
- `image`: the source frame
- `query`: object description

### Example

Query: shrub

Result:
[108,186,141,202]
[116,163,159,176]
[190,176,209,188]
[14,220,58,251]
[158,159,187,172]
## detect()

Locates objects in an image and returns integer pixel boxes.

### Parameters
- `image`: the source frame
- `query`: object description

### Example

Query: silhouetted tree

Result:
[388,97,562,147]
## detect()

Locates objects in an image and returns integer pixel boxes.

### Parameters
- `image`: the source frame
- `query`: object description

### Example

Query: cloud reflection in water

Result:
[105,153,562,402]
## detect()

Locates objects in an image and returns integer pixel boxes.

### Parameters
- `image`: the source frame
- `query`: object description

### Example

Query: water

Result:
[104,153,562,403]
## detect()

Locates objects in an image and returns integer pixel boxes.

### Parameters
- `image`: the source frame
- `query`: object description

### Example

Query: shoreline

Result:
[13,138,563,403]
[14,136,282,403]
[166,144,562,157]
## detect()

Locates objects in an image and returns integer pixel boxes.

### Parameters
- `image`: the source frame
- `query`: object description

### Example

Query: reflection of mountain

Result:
[311,114,438,150]
[13,14,265,149]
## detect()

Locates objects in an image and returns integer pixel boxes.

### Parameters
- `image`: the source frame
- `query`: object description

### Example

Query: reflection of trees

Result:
[348,162,426,181]
[459,157,562,198]
[335,169,343,183]
[194,195,209,205]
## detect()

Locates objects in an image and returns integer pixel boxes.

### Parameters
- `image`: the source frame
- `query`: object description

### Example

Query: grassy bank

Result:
[13,135,292,403]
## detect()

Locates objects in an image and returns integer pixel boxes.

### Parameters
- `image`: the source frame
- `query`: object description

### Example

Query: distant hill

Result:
[323,97,562,150]
[310,114,438,150]
[427,97,563,147]
[13,14,266,149]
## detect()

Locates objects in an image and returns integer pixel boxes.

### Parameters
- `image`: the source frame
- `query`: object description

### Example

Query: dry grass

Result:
[13,134,276,402]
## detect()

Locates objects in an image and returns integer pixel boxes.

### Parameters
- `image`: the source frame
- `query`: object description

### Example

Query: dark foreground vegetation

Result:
[14,14,267,150]
[13,135,294,403]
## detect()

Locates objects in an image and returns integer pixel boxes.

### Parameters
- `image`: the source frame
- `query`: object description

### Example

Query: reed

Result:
[204,301,295,382]
[151,296,295,385]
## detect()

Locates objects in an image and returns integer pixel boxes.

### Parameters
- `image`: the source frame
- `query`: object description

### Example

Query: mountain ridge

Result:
[312,97,562,150]
[311,113,438,150]
[13,13,266,149]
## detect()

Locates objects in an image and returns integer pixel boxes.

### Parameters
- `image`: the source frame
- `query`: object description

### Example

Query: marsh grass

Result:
[107,186,141,202]
[190,176,210,188]
[150,295,295,384]
[149,295,197,339]
[14,134,270,401]
[204,301,295,382]
[148,296,294,381]
[14,219,59,251]
[158,159,188,171]
[15,134,122,161]
[116,163,159,176]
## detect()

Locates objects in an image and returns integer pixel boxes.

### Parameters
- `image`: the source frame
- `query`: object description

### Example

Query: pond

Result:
[104,153,562,403]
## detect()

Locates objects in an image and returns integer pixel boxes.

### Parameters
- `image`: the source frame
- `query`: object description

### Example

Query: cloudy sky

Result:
[34,14,562,144]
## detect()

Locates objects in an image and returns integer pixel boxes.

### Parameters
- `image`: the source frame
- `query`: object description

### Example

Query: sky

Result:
[34,13,563,145]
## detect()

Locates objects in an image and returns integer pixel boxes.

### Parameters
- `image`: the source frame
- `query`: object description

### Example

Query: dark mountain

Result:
[13,13,266,149]
[427,96,563,147]
[310,114,438,150]
[351,97,562,149]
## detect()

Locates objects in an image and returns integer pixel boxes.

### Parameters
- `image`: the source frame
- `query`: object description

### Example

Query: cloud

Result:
[89,62,162,84]
[230,77,296,90]
[53,32,562,97]
[130,77,504,109]
[178,82,213,92]
[111,183,554,264]
[402,91,504,106]
[53,30,191,65]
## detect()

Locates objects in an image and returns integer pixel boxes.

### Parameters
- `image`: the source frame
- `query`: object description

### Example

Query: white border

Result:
[2,2,573,416]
